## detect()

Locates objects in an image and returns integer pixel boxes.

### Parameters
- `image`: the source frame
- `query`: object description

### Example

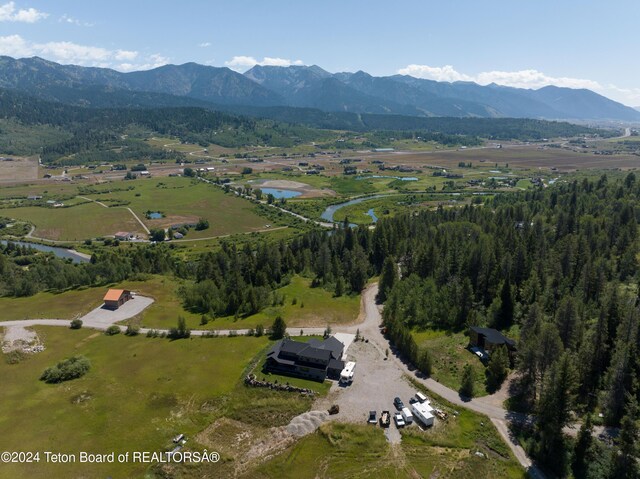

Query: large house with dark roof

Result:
[265,337,345,382]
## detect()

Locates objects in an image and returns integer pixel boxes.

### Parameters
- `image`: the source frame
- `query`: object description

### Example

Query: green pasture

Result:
[0,326,268,478]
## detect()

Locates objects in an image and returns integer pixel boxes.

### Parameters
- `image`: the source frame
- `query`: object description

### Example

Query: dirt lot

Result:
[0,156,38,182]
[368,145,640,172]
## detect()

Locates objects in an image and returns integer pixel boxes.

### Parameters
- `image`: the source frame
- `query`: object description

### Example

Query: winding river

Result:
[320,195,384,223]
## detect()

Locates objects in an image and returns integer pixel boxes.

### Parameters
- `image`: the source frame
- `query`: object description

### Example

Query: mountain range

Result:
[1,55,638,122]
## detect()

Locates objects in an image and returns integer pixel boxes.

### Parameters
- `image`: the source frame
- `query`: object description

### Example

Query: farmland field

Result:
[82,176,274,238]
[9,202,143,241]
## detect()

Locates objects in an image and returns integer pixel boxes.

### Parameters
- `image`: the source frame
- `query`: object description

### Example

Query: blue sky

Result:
[1,0,639,105]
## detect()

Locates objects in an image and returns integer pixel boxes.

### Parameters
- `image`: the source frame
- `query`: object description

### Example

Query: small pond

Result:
[0,240,89,264]
[260,188,302,199]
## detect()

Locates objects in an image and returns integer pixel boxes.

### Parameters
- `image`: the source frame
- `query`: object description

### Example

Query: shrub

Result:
[70,319,83,329]
[195,218,209,231]
[40,356,91,383]
[255,324,264,337]
[168,316,191,339]
[105,325,121,336]
[125,324,139,336]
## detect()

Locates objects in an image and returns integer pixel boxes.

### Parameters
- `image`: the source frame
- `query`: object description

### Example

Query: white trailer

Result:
[401,407,414,424]
[411,401,435,427]
[339,361,356,384]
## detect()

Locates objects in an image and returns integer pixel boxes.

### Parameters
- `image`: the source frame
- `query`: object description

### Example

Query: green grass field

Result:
[7,202,143,240]
[0,326,269,478]
[0,287,105,321]
[0,275,360,334]
[253,409,524,479]
[413,329,489,397]
[200,275,361,331]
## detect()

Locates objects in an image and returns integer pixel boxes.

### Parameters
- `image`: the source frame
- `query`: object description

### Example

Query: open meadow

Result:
[0,326,270,478]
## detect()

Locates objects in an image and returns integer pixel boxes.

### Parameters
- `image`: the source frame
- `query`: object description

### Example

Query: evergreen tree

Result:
[460,364,475,398]
[494,278,514,329]
[612,396,639,479]
[417,348,432,377]
[334,276,345,297]
[486,345,509,392]
[535,352,577,477]
[376,256,398,303]
[270,316,287,340]
[572,415,593,479]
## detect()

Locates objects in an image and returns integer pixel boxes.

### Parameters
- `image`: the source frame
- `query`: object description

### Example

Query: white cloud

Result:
[115,49,138,61]
[198,42,211,48]
[59,14,93,27]
[0,34,169,71]
[0,33,31,56]
[398,64,472,83]
[0,1,47,22]
[396,63,640,106]
[36,41,112,63]
[397,63,601,90]
[225,55,304,71]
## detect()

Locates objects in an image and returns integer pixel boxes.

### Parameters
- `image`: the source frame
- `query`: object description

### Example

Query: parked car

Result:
[394,413,405,428]
[368,410,377,424]
[393,397,404,410]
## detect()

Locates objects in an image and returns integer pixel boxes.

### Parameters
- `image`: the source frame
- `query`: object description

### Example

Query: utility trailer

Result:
[379,410,391,428]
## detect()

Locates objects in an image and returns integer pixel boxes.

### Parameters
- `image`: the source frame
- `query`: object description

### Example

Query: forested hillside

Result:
[0,88,333,161]
[378,174,640,478]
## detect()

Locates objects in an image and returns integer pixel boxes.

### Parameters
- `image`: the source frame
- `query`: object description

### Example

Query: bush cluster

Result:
[40,356,91,384]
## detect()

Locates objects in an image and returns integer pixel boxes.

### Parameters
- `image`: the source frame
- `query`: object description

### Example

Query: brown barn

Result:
[103,289,132,310]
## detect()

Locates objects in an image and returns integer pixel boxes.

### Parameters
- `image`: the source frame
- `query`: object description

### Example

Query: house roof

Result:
[268,337,346,366]
[470,327,516,347]
[299,347,332,362]
[103,289,127,302]
[279,339,309,355]
[320,336,345,359]
[328,358,345,371]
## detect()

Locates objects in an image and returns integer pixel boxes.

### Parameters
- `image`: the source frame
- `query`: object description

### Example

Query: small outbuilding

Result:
[103,289,132,310]
[114,232,133,241]
[469,326,517,363]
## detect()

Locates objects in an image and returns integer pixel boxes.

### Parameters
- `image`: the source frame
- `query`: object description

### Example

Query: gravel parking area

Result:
[313,339,418,444]
[1,325,38,353]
